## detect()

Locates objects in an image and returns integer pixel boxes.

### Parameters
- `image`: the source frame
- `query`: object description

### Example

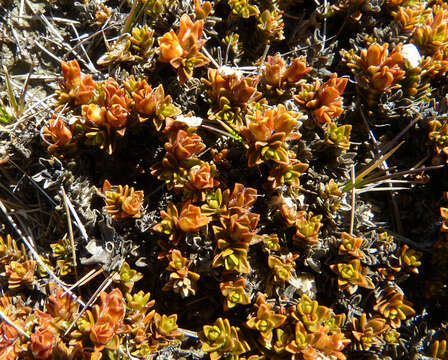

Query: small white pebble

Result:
[219,65,243,80]
[175,115,203,128]
[401,44,422,69]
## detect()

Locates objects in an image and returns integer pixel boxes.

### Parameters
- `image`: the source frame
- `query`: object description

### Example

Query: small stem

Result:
[349,165,355,235]
[61,186,78,281]
[0,308,29,339]
[122,0,140,34]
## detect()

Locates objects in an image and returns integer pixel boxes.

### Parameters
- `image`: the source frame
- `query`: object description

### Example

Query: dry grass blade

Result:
[201,46,220,68]
[69,268,103,291]
[64,272,116,336]
[0,199,85,307]
[201,123,246,144]
[349,164,355,235]
[3,66,18,115]
[357,187,411,194]
[0,307,30,339]
[122,0,140,34]
[62,188,89,243]
[61,186,78,280]
[8,159,57,207]
[342,141,404,192]
[70,24,98,74]
[17,62,33,116]
[35,40,63,63]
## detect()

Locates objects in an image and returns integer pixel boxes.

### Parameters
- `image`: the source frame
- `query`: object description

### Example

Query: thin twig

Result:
[63,191,89,243]
[64,272,116,335]
[15,15,81,24]
[35,41,63,63]
[8,159,57,207]
[70,23,98,74]
[122,0,140,34]
[63,24,118,60]
[18,0,25,26]
[321,0,327,52]
[201,46,220,68]
[61,186,78,280]
[18,62,33,115]
[0,308,29,339]
[42,36,95,72]
[69,268,104,291]
[246,44,270,104]
[0,199,85,307]
[178,328,199,339]
[350,165,355,235]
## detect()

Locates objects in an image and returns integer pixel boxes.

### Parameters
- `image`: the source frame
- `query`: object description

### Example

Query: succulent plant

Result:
[398,244,422,273]
[430,339,448,359]
[290,295,331,333]
[294,74,348,125]
[178,201,211,232]
[194,0,213,19]
[115,262,143,293]
[101,180,144,219]
[268,253,298,286]
[41,115,75,157]
[241,104,302,167]
[30,326,55,359]
[342,43,405,105]
[57,60,96,105]
[351,313,389,351]
[202,67,262,130]
[163,249,200,298]
[158,14,209,83]
[257,8,285,42]
[246,295,287,344]
[293,211,322,245]
[228,0,260,18]
[220,278,251,310]
[124,76,181,130]
[325,123,352,150]
[285,320,350,360]
[153,313,183,341]
[200,317,250,360]
[89,288,125,349]
[338,232,364,258]
[373,287,415,328]
[5,260,36,289]
[330,259,374,294]
[262,54,311,95]
[6,1,448,360]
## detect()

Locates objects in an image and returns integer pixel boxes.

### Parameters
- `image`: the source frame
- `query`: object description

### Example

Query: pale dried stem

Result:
[61,186,78,280]
[64,272,116,336]
[35,41,64,63]
[69,268,104,291]
[0,308,29,339]
[70,23,98,74]
[350,165,355,235]
[0,199,86,307]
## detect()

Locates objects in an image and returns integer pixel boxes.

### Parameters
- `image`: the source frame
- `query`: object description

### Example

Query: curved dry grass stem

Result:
[0,307,29,339]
